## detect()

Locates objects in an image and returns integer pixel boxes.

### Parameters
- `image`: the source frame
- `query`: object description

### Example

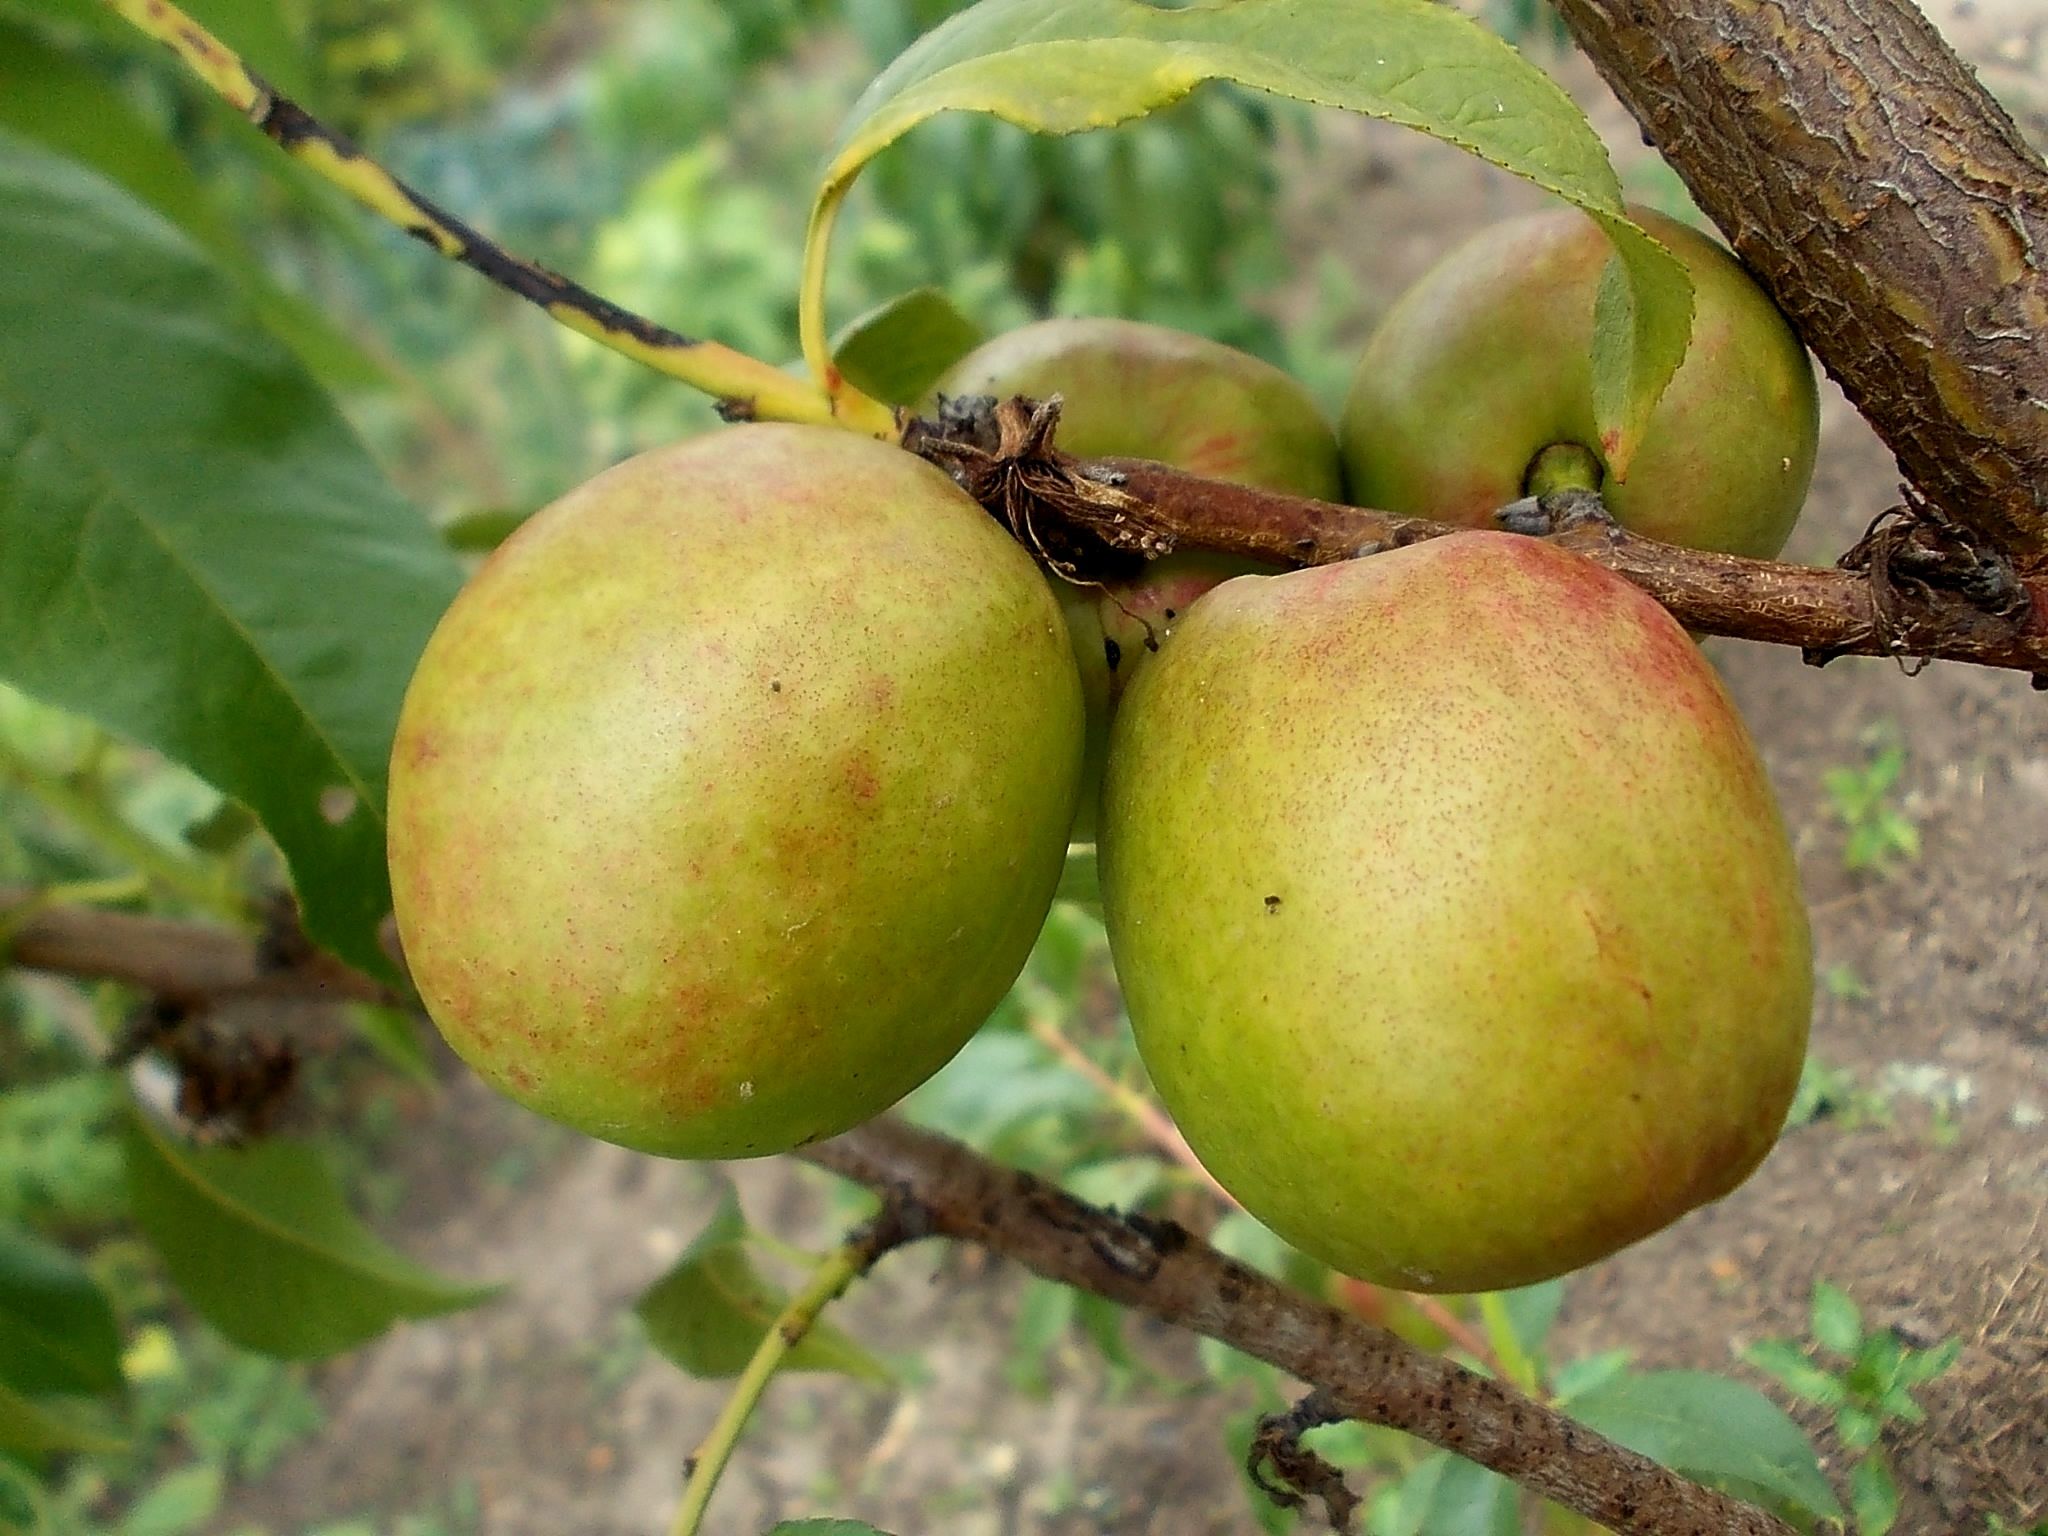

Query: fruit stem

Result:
[665,1237,876,1536]
[1523,442,1605,499]
[97,0,845,429]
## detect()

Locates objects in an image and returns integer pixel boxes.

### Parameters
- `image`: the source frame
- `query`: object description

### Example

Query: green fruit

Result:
[1342,206,1819,559]
[388,424,1084,1159]
[939,318,1342,838]
[1100,533,1811,1292]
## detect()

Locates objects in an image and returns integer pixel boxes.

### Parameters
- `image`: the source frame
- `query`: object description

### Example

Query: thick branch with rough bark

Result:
[1551,0,2048,572]
[1,900,1791,1536]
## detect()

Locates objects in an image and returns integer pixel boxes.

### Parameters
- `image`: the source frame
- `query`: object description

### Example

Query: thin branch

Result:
[4,899,1793,1535]
[667,1206,920,1536]
[98,0,849,429]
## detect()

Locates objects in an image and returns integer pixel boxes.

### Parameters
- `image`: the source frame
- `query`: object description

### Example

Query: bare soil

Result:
[222,7,2045,1533]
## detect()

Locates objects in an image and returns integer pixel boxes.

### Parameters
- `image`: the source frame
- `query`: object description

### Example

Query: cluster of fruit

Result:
[387,207,1821,1292]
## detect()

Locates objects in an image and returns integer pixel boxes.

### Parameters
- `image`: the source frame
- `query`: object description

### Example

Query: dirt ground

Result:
[221,6,2045,1534]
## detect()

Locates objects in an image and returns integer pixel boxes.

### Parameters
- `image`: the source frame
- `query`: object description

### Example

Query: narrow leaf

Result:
[634,1188,888,1382]
[1811,1282,1864,1356]
[764,1523,897,1536]
[0,134,463,977]
[809,0,1690,460]
[832,287,985,406]
[123,1108,498,1359]
[1848,1455,1900,1536]
[0,1228,122,1399]
[1568,1369,1842,1523]
[1743,1339,1850,1409]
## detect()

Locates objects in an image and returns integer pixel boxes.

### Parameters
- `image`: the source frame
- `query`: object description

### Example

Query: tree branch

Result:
[1,886,391,1007]
[913,402,2048,683]
[1550,0,2048,573]
[799,1118,1792,1536]
[3,898,1792,1535]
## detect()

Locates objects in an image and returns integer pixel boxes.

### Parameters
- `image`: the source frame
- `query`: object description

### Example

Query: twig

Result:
[5,899,1793,1535]
[667,1204,922,1536]
[98,0,847,430]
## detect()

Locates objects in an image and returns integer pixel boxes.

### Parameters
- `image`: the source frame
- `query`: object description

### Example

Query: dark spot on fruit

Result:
[1264,895,1282,913]
[1144,635,1160,653]
[770,679,782,693]
[1104,637,1122,672]
[1163,608,1177,621]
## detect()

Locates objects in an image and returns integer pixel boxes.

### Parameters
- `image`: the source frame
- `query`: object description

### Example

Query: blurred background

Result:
[1,1,2043,1533]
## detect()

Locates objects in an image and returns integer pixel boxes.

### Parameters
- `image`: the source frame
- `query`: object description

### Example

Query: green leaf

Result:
[1568,1369,1842,1523]
[809,0,1691,465]
[0,1227,122,1399]
[119,1465,222,1536]
[1897,1336,1961,1387]
[1837,1404,1882,1451]
[1493,1279,1567,1359]
[1812,1283,1864,1356]
[0,26,383,388]
[122,1107,498,1359]
[0,133,464,977]
[346,1005,437,1088]
[1743,1339,1850,1409]
[1062,1156,1164,1211]
[1552,1347,1635,1402]
[1848,1454,1899,1536]
[763,1523,898,1536]
[0,1379,124,1462]
[1410,1453,1519,1535]
[634,1188,889,1382]
[831,287,985,407]
[1007,1275,1078,1393]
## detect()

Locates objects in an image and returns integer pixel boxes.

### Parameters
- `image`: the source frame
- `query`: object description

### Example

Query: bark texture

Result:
[1552,0,2048,572]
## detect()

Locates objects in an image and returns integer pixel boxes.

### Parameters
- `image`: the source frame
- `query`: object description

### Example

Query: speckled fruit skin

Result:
[1341,207,1819,559]
[939,318,1343,837]
[1099,533,1812,1292]
[387,424,1084,1159]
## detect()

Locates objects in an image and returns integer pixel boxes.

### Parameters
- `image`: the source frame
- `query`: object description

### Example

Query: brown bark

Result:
[1550,0,2048,572]
[2,888,390,1007]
